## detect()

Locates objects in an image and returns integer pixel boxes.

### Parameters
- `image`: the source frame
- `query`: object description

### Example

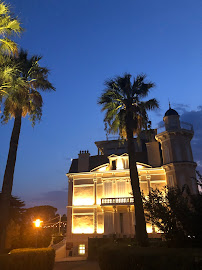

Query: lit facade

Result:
[66,108,198,256]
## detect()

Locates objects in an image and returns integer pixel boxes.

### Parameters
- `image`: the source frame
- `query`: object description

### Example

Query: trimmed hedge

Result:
[98,244,202,270]
[0,248,55,270]
[88,238,164,260]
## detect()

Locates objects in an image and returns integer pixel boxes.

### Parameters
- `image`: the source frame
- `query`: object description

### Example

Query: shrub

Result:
[0,248,55,270]
[98,244,201,270]
[0,254,10,270]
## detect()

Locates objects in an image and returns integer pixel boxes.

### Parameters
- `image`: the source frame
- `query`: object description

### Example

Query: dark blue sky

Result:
[0,0,202,214]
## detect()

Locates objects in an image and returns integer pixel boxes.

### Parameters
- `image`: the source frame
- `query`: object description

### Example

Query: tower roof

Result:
[164,108,179,117]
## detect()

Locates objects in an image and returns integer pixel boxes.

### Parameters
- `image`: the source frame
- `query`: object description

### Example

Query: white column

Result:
[93,178,97,233]
[66,177,73,240]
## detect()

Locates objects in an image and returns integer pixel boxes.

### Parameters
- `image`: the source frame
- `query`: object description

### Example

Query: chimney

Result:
[78,150,90,172]
[146,141,161,167]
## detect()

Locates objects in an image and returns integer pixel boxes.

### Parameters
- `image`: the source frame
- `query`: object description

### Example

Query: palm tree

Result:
[0,49,55,249]
[98,73,159,246]
[0,1,23,54]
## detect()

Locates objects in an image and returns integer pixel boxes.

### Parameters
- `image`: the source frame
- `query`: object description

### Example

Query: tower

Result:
[155,106,198,193]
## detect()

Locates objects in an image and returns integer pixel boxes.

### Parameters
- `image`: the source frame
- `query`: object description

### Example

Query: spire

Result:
[169,100,171,109]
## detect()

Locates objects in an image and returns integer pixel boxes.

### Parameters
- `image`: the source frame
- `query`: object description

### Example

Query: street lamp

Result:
[33,219,43,248]
[33,219,43,228]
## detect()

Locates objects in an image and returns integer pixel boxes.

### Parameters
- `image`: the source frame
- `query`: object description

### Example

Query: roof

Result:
[69,155,109,173]
[164,108,179,117]
[68,152,148,173]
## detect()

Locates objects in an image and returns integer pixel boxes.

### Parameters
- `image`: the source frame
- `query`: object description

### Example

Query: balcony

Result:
[157,121,193,134]
[101,197,134,206]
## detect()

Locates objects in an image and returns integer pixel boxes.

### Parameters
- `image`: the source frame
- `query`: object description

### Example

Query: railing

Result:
[101,197,134,206]
[181,121,193,131]
[106,136,122,141]
[157,121,193,134]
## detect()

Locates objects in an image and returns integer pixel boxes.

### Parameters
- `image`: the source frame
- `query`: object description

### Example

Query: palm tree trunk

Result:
[0,111,22,250]
[126,125,148,246]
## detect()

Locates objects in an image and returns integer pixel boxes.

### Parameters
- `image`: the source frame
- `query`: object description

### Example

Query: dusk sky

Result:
[0,0,201,214]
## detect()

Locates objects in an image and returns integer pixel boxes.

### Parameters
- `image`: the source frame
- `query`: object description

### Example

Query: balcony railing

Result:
[101,197,134,206]
[157,121,193,134]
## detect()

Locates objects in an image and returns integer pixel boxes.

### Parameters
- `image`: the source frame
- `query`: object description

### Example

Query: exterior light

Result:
[33,219,43,228]
[33,219,43,248]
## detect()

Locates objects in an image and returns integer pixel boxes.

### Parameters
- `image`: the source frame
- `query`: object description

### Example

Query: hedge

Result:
[98,244,202,270]
[88,238,164,260]
[0,248,55,270]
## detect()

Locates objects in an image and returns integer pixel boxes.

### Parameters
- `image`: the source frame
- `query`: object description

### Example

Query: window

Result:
[112,160,116,170]
[104,181,112,197]
[78,244,85,255]
[174,142,181,161]
[104,212,113,234]
[117,181,125,196]
[120,213,124,234]
[164,145,170,163]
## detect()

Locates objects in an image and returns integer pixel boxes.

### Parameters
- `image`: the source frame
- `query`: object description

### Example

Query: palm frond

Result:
[0,1,23,55]
[0,38,18,55]
[142,99,159,110]
[0,49,55,125]
[98,73,159,139]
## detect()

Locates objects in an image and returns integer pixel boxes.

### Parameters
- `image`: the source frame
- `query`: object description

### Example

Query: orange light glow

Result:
[97,228,104,234]
[73,198,94,206]
[72,227,94,234]
[146,223,153,233]
[33,219,43,228]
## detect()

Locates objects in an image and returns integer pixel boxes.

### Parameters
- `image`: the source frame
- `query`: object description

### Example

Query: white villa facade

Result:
[66,107,198,256]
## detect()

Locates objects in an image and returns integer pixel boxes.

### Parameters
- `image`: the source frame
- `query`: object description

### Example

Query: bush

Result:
[98,244,202,270]
[0,248,55,270]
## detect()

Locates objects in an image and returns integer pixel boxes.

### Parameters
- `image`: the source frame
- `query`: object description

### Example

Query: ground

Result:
[54,261,100,270]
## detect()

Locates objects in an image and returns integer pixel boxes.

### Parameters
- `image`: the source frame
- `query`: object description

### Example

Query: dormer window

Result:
[112,160,116,170]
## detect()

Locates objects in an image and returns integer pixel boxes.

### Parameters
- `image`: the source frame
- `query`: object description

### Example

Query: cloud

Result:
[25,190,68,215]
[173,103,190,114]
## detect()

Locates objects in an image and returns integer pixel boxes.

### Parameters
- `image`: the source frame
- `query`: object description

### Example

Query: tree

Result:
[143,184,202,246]
[0,49,55,250]
[20,205,58,248]
[0,192,25,224]
[0,1,23,54]
[0,193,25,249]
[98,73,159,246]
[22,205,58,226]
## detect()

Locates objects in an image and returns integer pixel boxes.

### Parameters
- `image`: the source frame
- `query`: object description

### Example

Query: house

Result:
[66,107,198,256]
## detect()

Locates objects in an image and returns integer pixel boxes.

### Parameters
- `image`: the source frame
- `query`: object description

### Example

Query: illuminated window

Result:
[104,181,112,197]
[146,223,153,233]
[78,244,85,255]
[117,181,125,196]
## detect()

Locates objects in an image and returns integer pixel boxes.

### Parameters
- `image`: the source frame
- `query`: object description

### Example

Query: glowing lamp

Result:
[33,219,43,228]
